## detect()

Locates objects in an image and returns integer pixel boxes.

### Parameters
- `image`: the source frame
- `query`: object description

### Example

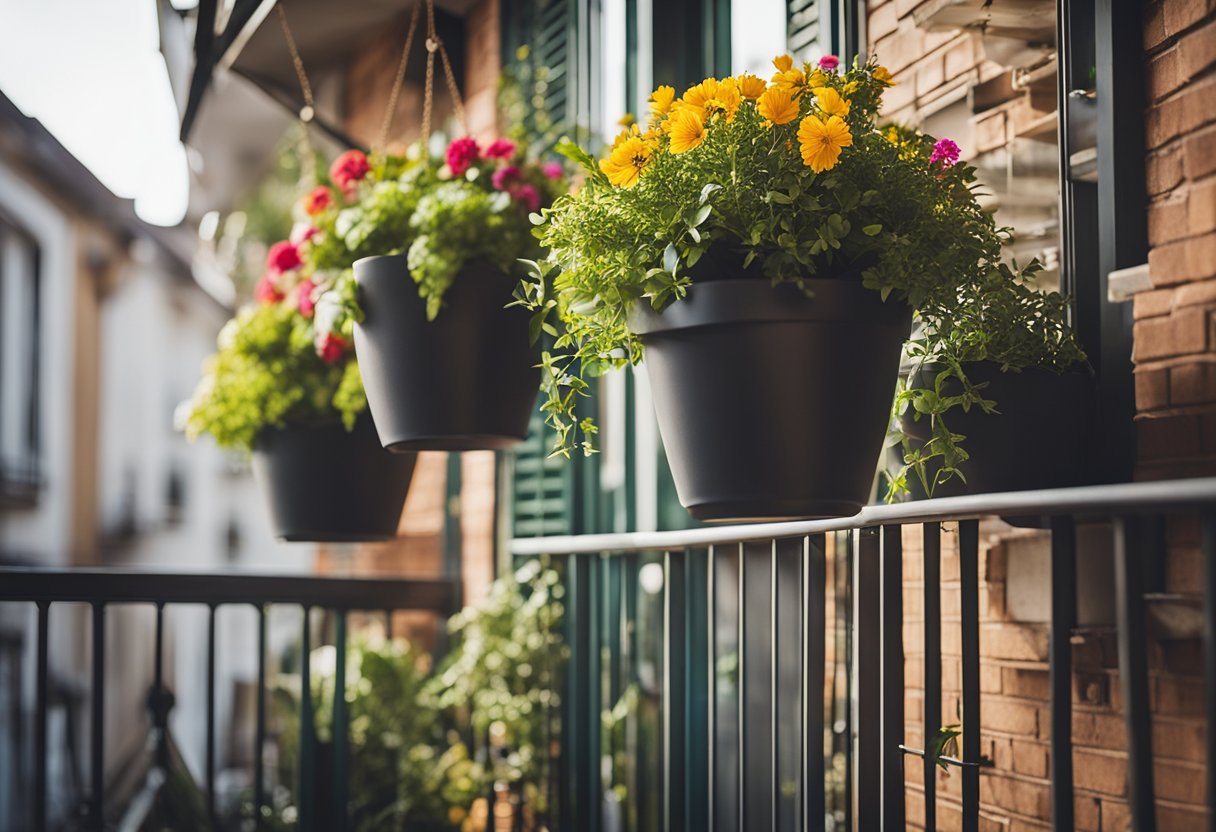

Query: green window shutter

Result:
[510,407,576,538]
[502,0,576,152]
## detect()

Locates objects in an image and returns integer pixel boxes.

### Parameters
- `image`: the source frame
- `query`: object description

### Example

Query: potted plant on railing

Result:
[889,257,1092,500]
[182,228,415,542]
[519,54,1050,521]
[307,143,567,452]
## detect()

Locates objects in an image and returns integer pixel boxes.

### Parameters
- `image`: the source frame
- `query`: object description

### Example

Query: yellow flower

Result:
[757,87,800,125]
[874,65,895,86]
[681,78,723,112]
[618,112,636,127]
[736,73,767,100]
[610,124,640,150]
[771,67,807,97]
[843,80,860,94]
[703,78,742,121]
[811,86,851,118]
[797,114,853,172]
[808,69,828,88]
[885,125,901,144]
[600,135,652,187]
[773,54,794,73]
[667,108,708,153]
[650,85,676,118]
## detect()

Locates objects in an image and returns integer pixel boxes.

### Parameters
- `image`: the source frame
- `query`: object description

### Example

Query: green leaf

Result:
[663,243,679,274]
[862,224,883,236]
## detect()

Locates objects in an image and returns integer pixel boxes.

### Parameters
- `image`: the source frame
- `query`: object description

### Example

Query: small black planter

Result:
[900,362,1096,497]
[252,416,415,542]
[632,278,911,521]
[353,256,540,451]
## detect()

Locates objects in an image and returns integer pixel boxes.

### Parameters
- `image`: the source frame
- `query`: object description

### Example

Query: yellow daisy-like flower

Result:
[884,125,901,144]
[618,112,636,127]
[735,73,767,100]
[650,85,676,118]
[843,80,860,94]
[757,86,800,125]
[703,79,742,121]
[667,108,708,153]
[600,135,652,187]
[811,86,851,118]
[773,54,794,73]
[808,69,828,88]
[873,65,895,86]
[797,114,853,173]
[681,78,723,112]
[771,68,807,97]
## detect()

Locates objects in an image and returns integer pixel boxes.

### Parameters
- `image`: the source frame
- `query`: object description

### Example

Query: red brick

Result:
[943,33,979,79]
[1000,666,1049,700]
[1136,366,1171,409]
[982,697,1040,735]
[1137,413,1202,460]
[1134,287,1175,319]
[1148,74,1216,148]
[1073,748,1128,796]
[1148,192,1191,245]
[875,23,926,74]
[1163,0,1216,38]
[1010,739,1048,777]
[1132,306,1209,357]
[1149,44,1183,101]
[1184,125,1216,180]
[1074,794,1102,832]
[1154,758,1207,803]
[1186,176,1216,235]
[1179,17,1216,81]
[1148,146,1186,195]
[1154,674,1208,716]
[1169,359,1216,403]
[1145,1,1168,51]
[979,773,1051,817]
[1072,711,1127,750]
[1165,545,1204,593]
[916,55,946,98]
[1174,278,1216,307]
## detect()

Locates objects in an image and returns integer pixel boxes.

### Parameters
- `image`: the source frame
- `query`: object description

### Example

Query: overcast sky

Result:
[0,0,189,226]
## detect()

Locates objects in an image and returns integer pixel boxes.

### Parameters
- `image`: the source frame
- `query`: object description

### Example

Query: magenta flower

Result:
[818,55,840,71]
[297,279,316,319]
[446,137,481,177]
[254,275,283,305]
[542,161,564,180]
[265,241,301,274]
[514,183,541,212]
[491,165,522,191]
[929,137,961,167]
[484,138,517,160]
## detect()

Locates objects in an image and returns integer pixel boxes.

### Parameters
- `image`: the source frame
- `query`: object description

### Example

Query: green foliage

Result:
[183,303,366,452]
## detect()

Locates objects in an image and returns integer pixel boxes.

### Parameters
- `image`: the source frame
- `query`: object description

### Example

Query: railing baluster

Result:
[383,608,393,640]
[153,602,168,771]
[1203,514,1216,832]
[664,549,687,832]
[254,604,267,828]
[803,534,827,832]
[90,602,105,830]
[300,606,315,832]
[1049,516,1076,832]
[707,546,717,832]
[923,522,941,832]
[1114,517,1157,832]
[206,604,217,824]
[687,549,711,831]
[773,537,801,832]
[741,541,775,831]
[333,609,350,832]
[881,525,905,832]
[959,520,980,832]
[852,528,881,832]
[34,601,48,832]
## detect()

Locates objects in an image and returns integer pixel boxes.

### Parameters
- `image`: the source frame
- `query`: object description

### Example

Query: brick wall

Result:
[869,1,1212,827]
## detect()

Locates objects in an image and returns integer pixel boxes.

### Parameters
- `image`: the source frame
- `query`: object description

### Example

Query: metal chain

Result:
[374,0,423,152]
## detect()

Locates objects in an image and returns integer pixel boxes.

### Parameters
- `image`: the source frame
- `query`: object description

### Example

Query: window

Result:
[0,216,41,505]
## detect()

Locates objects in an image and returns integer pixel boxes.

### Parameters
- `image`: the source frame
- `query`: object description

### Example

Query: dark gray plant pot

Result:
[631,278,911,521]
[353,255,540,451]
[252,415,415,542]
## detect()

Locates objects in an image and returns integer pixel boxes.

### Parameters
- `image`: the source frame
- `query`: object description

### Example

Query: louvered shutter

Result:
[502,0,576,153]
[787,0,823,61]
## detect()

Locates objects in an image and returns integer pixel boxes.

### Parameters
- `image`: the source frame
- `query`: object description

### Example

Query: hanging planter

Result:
[632,277,909,521]
[352,255,539,451]
[253,416,415,542]
[897,362,1095,498]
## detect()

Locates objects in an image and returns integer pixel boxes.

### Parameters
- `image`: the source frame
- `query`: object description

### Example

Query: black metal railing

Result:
[511,477,1216,832]
[0,568,459,831]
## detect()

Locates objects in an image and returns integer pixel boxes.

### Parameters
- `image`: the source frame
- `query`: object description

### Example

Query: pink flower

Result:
[818,55,840,71]
[329,150,369,191]
[303,186,334,216]
[254,276,283,305]
[491,165,521,191]
[513,183,541,212]
[446,137,481,177]
[317,332,348,365]
[266,241,301,274]
[290,223,318,246]
[484,138,517,160]
[929,137,961,167]
[541,161,564,180]
[297,279,316,318]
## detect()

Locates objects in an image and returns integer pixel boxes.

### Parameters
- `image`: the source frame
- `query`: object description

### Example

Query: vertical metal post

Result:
[740,541,774,831]
[922,522,941,832]
[384,609,393,641]
[254,604,267,827]
[1203,514,1216,832]
[153,602,168,771]
[1050,516,1076,831]
[299,607,314,832]
[33,602,48,832]
[804,534,827,832]
[852,528,881,832]
[707,547,717,832]
[881,525,905,831]
[206,604,217,823]
[686,550,711,831]
[1114,518,1157,832]
[773,537,802,832]
[664,550,687,832]
[90,602,105,830]
[958,520,980,832]
[333,610,350,832]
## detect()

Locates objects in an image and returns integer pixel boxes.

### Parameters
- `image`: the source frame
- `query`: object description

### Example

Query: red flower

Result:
[254,276,283,305]
[317,331,348,365]
[329,150,370,191]
[303,186,334,216]
[297,279,316,318]
[542,161,564,180]
[445,137,481,177]
[484,138,517,160]
[818,55,840,71]
[929,137,961,167]
[513,183,541,212]
[265,241,301,274]
[491,165,521,191]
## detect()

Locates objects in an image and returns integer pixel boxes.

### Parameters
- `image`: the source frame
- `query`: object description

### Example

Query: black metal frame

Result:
[0,569,458,831]
[0,213,44,504]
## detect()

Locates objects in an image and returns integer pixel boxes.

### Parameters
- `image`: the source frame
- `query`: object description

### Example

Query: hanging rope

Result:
[374,0,423,152]
[276,2,317,180]
[418,0,469,149]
